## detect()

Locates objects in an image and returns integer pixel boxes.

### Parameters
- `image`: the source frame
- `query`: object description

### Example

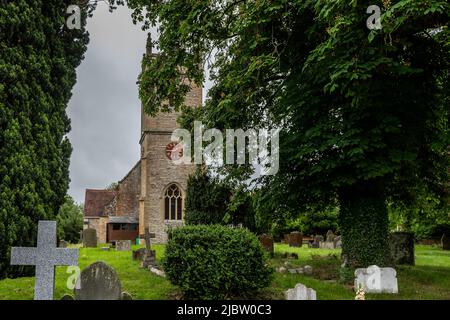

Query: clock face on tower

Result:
[165,142,184,161]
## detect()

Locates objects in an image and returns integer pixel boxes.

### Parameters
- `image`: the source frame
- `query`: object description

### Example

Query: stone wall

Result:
[86,217,108,244]
[142,132,194,243]
[141,83,202,133]
[139,83,201,243]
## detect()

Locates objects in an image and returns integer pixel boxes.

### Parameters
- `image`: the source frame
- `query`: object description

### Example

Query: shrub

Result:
[163,225,273,299]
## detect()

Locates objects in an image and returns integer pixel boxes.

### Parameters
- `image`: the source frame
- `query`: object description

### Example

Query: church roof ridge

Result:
[84,189,117,218]
[118,160,141,184]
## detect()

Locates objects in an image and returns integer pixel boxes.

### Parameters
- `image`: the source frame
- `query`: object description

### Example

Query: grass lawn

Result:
[0,244,449,300]
[0,244,174,300]
[268,244,450,300]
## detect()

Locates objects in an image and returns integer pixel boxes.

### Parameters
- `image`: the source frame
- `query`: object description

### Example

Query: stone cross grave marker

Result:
[10,221,79,300]
[142,228,156,268]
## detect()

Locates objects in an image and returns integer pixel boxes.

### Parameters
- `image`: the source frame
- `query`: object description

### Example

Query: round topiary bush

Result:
[163,225,273,299]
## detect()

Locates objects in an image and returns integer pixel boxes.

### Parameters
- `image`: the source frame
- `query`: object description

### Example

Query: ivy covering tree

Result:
[0,1,90,278]
[127,0,449,267]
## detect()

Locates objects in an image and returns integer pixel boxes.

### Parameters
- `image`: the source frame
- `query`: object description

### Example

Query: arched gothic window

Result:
[164,184,183,221]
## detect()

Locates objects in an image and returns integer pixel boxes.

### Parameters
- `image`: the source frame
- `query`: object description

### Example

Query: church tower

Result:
[138,37,202,243]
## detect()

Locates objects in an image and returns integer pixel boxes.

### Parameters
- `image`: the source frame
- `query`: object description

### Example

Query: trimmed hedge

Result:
[163,225,273,299]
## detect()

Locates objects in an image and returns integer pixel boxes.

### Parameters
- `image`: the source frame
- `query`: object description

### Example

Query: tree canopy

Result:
[57,196,84,244]
[126,0,449,267]
[0,0,89,278]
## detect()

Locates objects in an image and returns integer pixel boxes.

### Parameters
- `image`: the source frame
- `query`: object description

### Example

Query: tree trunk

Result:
[338,180,390,268]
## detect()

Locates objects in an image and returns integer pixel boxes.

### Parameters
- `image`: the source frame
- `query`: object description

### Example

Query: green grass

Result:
[269,244,450,300]
[0,244,176,300]
[0,244,449,300]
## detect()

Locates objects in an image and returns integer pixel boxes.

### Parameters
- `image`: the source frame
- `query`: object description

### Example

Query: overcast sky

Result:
[67,4,215,203]
[67,5,147,203]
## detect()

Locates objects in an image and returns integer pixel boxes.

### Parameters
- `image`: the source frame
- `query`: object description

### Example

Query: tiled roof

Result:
[84,189,116,217]
[108,216,139,224]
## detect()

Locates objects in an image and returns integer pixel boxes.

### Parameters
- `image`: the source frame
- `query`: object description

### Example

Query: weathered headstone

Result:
[442,233,450,251]
[285,283,317,300]
[259,234,274,257]
[390,232,415,265]
[319,241,335,249]
[82,228,97,248]
[132,248,146,261]
[334,235,342,248]
[75,261,122,300]
[283,234,290,244]
[310,235,323,248]
[354,265,398,294]
[303,265,313,275]
[10,221,79,300]
[121,292,133,300]
[326,230,335,243]
[142,228,156,268]
[289,231,303,247]
[116,240,131,251]
[318,230,336,249]
[59,240,67,248]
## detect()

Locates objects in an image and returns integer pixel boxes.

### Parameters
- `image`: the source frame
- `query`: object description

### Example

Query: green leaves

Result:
[163,225,273,299]
[56,196,83,243]
[127,0,449,266]
[0,0,89,278]
[184,168,233,226]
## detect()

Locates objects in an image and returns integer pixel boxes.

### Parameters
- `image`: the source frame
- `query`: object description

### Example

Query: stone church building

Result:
[83,43,201,244]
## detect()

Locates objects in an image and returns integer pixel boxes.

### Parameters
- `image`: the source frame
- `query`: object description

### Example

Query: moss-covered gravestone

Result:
[289,231,303,247]
[82,228,97,248]
[389,232,415,265]
[259,234,274,257]
[75,261,122,300]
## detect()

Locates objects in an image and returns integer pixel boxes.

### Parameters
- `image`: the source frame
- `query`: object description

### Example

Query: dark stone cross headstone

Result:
[142,228,156,268]
[10,221,79,300]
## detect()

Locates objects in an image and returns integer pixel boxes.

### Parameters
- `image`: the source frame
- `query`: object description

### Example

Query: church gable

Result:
[114,161,141,218]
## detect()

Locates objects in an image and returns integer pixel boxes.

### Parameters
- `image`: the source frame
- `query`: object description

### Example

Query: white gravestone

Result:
[10,221,79,300]
[354,265,398,294]
[285,283,317,300]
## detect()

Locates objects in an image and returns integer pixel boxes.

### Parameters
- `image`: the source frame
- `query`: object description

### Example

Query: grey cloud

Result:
[67,5,146,203]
